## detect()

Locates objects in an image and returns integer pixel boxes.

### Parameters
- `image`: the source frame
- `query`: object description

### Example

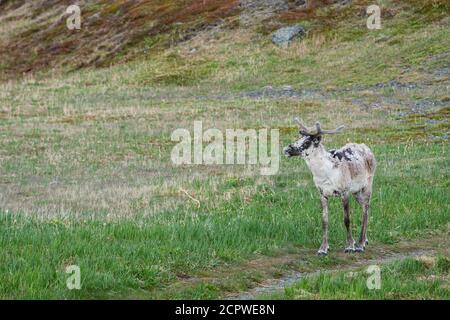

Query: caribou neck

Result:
[303,144,333,178]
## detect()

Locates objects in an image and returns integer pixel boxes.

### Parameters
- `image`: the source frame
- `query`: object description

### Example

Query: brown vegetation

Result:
[0,0,239,78]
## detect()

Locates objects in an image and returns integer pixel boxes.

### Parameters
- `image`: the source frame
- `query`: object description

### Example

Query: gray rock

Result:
[240,0,289,11]
[337,0,352,5]
[434,68,450,76]
[272,25,306,47]
[292,0,307,6]
[87,12,101,24]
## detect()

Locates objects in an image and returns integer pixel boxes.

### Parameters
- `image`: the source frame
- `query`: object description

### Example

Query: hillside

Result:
[0,0,449,299]
[0,0,239,78]
[1,0,447,84]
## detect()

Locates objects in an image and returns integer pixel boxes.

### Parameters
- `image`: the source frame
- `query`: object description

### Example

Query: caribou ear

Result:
[312,135,322,147]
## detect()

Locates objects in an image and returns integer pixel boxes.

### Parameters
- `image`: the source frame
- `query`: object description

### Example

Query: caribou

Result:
[284,118,376,255]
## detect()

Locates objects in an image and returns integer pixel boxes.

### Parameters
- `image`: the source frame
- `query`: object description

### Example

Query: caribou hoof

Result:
[355,245,365,253]
[344,247,355,253]
[317,249,328,256]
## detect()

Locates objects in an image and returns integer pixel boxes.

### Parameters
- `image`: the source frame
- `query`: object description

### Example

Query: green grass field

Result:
[0,0,449,299]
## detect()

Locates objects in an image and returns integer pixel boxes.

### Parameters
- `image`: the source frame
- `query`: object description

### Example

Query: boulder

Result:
[293,0,307,6]
[271,25,306,47]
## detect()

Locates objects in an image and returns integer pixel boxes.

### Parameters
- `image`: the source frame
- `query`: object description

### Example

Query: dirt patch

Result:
[225,233,449,299]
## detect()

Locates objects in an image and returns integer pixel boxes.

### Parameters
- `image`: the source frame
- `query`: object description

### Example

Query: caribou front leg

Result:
[318,195,329,256]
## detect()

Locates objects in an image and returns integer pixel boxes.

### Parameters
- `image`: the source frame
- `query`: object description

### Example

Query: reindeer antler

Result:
[315,122,345,135]
[294,118,345,136]
[294,117,315,136]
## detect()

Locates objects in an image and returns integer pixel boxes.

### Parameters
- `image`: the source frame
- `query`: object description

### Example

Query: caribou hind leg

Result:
[353,189,371,252]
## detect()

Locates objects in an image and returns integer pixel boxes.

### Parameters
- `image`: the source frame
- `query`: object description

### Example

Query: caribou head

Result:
[283,118,345,157]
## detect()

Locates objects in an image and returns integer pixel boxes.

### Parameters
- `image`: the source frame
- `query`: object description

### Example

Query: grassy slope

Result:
[97,0,450,90]
[0,0,449,299]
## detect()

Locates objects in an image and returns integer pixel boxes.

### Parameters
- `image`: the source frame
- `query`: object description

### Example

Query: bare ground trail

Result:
[148,231,449,299]
[227,234,449,299]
